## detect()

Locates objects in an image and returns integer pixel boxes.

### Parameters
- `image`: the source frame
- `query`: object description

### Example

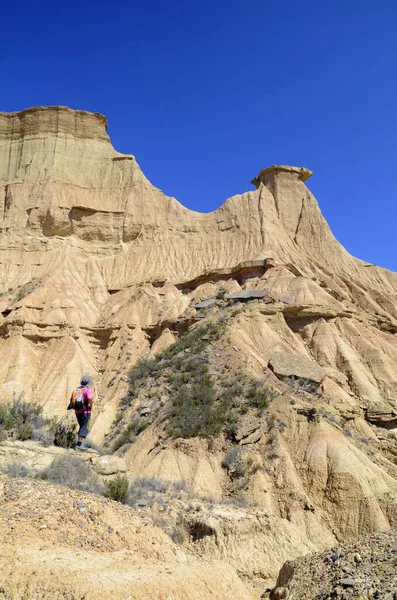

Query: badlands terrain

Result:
[0,106,397,599]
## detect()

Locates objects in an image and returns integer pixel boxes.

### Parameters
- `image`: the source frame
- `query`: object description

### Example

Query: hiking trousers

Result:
[76,413,91,438]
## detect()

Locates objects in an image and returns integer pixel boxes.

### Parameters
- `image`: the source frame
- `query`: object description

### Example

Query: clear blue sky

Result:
[1,1,396,270]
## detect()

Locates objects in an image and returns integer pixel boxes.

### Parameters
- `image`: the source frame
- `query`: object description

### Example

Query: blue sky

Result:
[1,0,396,270]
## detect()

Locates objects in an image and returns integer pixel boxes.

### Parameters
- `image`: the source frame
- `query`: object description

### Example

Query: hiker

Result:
[68,375,94,450]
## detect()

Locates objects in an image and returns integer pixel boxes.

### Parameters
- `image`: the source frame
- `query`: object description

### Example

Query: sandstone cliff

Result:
[1,106,397,598]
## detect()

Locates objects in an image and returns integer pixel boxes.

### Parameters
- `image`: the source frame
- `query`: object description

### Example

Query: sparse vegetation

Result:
[7,462,33,478]
[115,323,233,442]
[0,398,45,441]
[0,397,77,448]
[222,447,239,469]
[105,475,129,503]
[39,455,103,495]
[111,319,278,448]
[52,419,77,448]
[112,416,148,451]
[278,420,287,433]
[285,376,320,396]
[127,477,168,508]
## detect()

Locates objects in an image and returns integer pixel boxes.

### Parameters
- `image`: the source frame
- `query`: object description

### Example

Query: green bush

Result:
[52,419,77,448]
[112,417,147,452]
[114,321,278,444]
[10,399,46,429]
[105,475,129,503]
[0,398,48,441]
[0,404,14,429]
[247,384,276,409]
[16,423,33,441]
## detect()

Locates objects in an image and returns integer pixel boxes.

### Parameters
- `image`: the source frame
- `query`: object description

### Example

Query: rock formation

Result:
[1,106,397,598]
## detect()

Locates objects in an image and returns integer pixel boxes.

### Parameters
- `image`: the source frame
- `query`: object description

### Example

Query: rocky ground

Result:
[0,475,259,600]
[271,528,397,599]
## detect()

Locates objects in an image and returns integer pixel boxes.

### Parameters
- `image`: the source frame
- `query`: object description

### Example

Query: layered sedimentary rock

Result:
[1,106,397,593]
[1,106,396,419]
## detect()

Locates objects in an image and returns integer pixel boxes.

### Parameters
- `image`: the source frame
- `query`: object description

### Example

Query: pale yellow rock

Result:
[1,106,397,596]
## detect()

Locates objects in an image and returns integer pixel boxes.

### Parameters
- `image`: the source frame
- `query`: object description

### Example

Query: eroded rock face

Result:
[0,105,396,421]
[1,106,397,596]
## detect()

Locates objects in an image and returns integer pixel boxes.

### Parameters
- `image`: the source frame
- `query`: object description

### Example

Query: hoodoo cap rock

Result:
[80,375,93,387]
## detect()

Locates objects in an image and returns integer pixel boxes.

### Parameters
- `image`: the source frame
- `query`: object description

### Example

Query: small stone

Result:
[79,507,87,514]
[108,526,114,533]
[137,499,150,507]
[354,552,362,563]
[331,552,341,562]
[342,578,355,587]
[77,502,85,509]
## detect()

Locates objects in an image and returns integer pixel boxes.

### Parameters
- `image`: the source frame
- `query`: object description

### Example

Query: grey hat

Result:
[80,375,93,387]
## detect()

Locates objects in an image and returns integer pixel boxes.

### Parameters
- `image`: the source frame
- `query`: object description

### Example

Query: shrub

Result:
[16,423,33,441]
[105,475,129,503]
[285,376,319,396]
[112,417,147,452]
[127,477,168,508]
[39,455,103,495]
[221,447,239,469]
[7,462,32,478]
[0,398,51,442]
[167,378,227,439]
[9,399,46,428]
[0,404,15,429]
[52,419,77,448]
[32,427,54,446]
[246,384,273,409]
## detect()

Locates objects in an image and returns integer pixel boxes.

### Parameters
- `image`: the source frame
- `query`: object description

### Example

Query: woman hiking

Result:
[68,375,94,450]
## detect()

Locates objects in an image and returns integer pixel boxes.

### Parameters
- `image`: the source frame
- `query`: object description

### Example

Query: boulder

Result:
[269,351,326,383]
[91,455,127,476]
[235,417,260,442]
[193,298,217,309]
[366,403,397,427]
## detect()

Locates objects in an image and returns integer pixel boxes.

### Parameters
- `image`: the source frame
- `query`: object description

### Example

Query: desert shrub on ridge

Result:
[39,455,103,495]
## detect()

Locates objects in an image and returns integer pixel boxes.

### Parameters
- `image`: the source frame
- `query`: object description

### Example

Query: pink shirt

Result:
[75,387,93,414]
